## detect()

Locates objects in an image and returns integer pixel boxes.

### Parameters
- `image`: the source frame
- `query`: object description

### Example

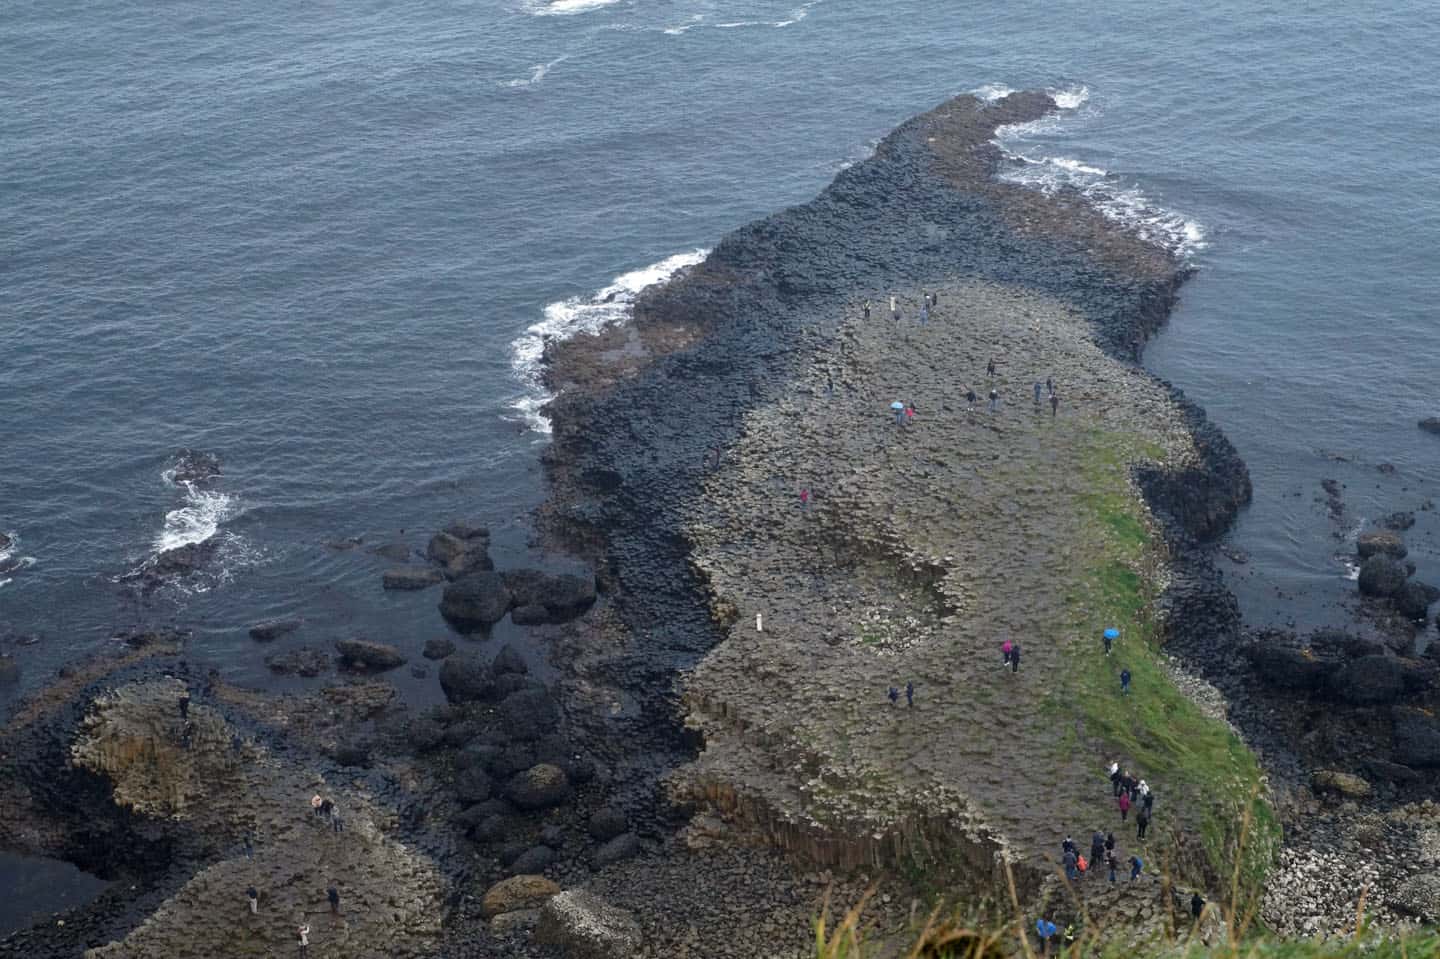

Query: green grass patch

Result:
[1056,431,1278,913]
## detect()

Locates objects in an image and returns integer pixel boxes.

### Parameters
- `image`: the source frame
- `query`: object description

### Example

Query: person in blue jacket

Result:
[1130,854,1144,881]
[1120,668,1132,695]
[1035,918,1058,955]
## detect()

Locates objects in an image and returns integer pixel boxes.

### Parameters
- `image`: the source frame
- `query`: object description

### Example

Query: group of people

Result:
[310,792,344,832]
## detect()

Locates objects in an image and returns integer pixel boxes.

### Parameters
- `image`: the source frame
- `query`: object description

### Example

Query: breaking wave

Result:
[508,249,709,433]
[500,55,569,88]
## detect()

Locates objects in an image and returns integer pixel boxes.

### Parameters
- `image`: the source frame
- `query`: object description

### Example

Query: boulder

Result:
[249,618,301,642]
[506,763,572,810]
[480,875,561,919]
[1419,417,1440,436]
[535,890,643,958]
[509,845,555,875]
[588,806,628,842]
[492,644,528,676]
[382,567,443,590]
[1388,873,1440,921]
[1357,530,1407,560]
[264,647,330,678]
[427,532,468,566]
[149,540,215,578]
[1310,769,1371,799]
[330,741,372,767]
[503,569,597,624]
[511,604,550,626]
[1247,642,1336,691]
[1328,655,1405,705]
[456,741,502,771]
[405,717,446,754]
[335,639,406,672]
[1358,555,1407,597]
[488,744,539,779]
[169,448,222,484]
[471,813,514,844]
[439,572,513,631]
[429,531,494,579]
[439,655,498,705]
[422,638,456,660]
[1396,581,1440,620]
[1393,708,1440,767]
[1364,758,1422,783]
[497,687,560,741]
[455,765,494,804]
[593,832,640,867]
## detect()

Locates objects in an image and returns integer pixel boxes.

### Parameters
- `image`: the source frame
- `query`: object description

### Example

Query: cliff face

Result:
[539,88,1257,919]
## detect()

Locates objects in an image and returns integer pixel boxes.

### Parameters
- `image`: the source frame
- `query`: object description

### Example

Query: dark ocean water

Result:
[3,0,1439,780]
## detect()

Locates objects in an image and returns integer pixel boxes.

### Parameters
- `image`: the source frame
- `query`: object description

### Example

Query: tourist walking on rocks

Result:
[1047,377,1054,396]
[1062,835,1076,857]
[893,402,906,425]
[1142,790,1154,817]
[1090,831,1105,867]
[890,296,898,321]
[331,807,343,833]
[1050,392,1059,417]
[1063,849,1078,880]
[863,300,871,321]
[1010,642,1021,672]
[1138,779,1150,802]
[327,886,340,915]
[1034,381,1043,405]
[1120,668,1132,695]
[1191,892,1205,921]
[1001,639,1013,667]
[311,794,324,818]
[1117,791,1131,821]
[1035,918,1057,956]
[986,358,996,377]
[888,686,900,706]
[919,302,929,325]
[1103,628,1116,656]
[965,386,977,409]
[1129,854,1143,881]
[800,488,811,510]
[1136,808,1150,840]
[178,692,190,720]
[319,797,334,821]
[988,388,999,412]
[1108,760,1122,796]
[247,886,258,914]
[905,681,915,707]
[1107,851,1118,882]
[297,924,310,957]
[1105,831,1116,856]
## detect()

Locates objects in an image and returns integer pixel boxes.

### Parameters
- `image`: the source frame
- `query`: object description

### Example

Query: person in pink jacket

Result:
[1118,791,1132,821]
[1001,639,1013,667]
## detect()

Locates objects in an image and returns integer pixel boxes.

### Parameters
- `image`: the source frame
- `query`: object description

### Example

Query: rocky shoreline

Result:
[4,90,1439,958]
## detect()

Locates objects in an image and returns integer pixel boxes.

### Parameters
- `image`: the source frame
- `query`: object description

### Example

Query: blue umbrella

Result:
[1103,628,1120,639]
[890,401,905,411]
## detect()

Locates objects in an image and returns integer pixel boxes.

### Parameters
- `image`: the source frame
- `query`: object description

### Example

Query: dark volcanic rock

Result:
[588,806,628,842]
[593,832,641,866]
[335,638,406,671]
[505,763,572,810]
[1419,417,1440,436]
[471,814,514,844]
[535,890,643,959]
[509,845,555,875]
[1393,707,1440,766]
[492,644,529,676]
[1247,641,1337,691]
[422,638,457,660]
[439,572,513,631]
[438,655,498,704]
[428,531,494,579]
[147,540,217,579]
[455,765,494,804]
[1382,511,1417,531]
[1396,580,1440,620]
[382,566,444,590]
[1358,555,1407,597]
[1328,655,1405,705]
[503,569,598,624]
[1357,529,1407,560]
[405,717,446,753]
[489,744,539,779]
[427,532,469,565]
[511,604,550,626]
[249,618,302,642]
[497,687,560,741]
[264,647,330,677]
[169,448,222,484]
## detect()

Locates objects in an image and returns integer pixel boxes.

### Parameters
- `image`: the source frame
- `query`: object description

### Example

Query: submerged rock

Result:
[169,448,222,484]
[0,654,19,685]
[1419,417,1440,436]
[422,638,456,660]
[1395,580,1440,620]
[335,639,406,672]
[438,655,498,704]
[439,572,513,631]
[382,567,444,590]
[264,647,330,677]
[502,569,597,624]
[249,618,302,642]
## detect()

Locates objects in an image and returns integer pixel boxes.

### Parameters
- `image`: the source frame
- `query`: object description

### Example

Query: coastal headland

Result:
[6,90,1440,958]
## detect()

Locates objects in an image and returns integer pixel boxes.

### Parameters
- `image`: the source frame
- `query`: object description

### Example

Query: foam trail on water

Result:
[526,0,620,15]
[0,531,34,588]
[509,249,709,434]
[154,476,238,553]
[501,55,569,88]
[1050,83,1090,109]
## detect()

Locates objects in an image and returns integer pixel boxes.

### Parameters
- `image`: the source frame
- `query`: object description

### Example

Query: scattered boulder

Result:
[382,567,444,590]
[439,572,513,631]
[488,744,539,779]
[335,639,406,672]
[1419,417,1440,436]
[509,845,555,875]
[455,765,494,804]
[480,875,561,919]
[505,763,572,810]
[148,540,216,578]
[1328,655,1405,705]
[249,618,301,642]
[1358,555,1407,597]
[1357,530,1407,560]
[1393,708,1440,767]
[502,569,597,624]
[439,655,498,704]
[588,807,627,842]
[593,832,640,867]
[331,741,373,768]
[427,532,469,566]
[535,890,643,958]
[497,687,560,741]
[1388,873,1440,921]
[423,638,456,660]
[264,647,330,678]
[1310,769,1372,799]
[1396,581,1440,620]
[491,644,528,676]
[428,531,494,579]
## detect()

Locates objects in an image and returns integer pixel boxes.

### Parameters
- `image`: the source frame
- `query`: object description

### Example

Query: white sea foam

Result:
[527,0,620,15]
[663,15,704,35]
[704,0,822,31]
[508,249,709,433]
[971,83,1016,103]
[154,481,238,553]
[0,531,34,588]
[992,87,1206,258]
[501,55,569,88]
